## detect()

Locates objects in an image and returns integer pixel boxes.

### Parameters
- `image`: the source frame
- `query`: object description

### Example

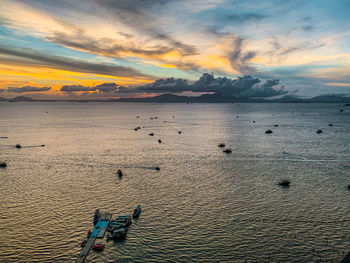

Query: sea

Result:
[0,102,349,262]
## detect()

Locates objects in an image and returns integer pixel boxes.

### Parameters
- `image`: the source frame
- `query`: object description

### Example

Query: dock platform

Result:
[75,212,112,263]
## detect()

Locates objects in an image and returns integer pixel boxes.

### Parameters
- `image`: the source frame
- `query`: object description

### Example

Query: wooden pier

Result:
[75,212,112,263]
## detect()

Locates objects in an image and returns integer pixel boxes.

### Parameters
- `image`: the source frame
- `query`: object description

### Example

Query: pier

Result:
[76,212,112,263]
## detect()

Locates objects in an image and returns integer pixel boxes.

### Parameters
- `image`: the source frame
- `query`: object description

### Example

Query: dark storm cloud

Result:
[137,73,286,98]
[61,83,126,93]
[138,77,189,93]
[61,85,95,92]
[95,83,118,92]
[0,45,151,78]
[7,86,51,93]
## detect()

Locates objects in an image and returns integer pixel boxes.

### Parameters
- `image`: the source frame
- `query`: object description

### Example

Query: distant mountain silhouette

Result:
[112,93,350,103]
[2,93,350,103]
[9,96,34,102]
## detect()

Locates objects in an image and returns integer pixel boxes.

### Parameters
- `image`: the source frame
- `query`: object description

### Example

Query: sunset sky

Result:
[0,0,350,99]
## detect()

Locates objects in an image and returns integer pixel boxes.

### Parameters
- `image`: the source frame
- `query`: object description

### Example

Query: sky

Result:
[0,0,350,100]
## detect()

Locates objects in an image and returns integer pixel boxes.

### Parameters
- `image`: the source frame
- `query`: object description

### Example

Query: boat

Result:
[81,239,87,247]
[223,149,232,154]
[218,143,225,148]
[0,162,7,168]
[115,215,132,226]
[93,209,100,225]
[279,179,290,187]
[133,205,141,218]
[107,227,127,240]
[92,242,105,251]
[265,130,273,134]
[117,169,123,178]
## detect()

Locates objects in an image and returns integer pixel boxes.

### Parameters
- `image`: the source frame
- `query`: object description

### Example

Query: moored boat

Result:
[133,205,141,218]
[107,227,128,240]
[115,215,132,227]
[92,242,105,251]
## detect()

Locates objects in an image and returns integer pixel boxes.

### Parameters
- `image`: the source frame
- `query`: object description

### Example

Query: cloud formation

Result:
[0,45,152,79]
[7,86,51,93]
[61,83,125,93]
[137,73,287,98]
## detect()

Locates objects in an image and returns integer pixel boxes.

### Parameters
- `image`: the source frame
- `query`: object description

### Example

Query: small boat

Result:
[223,149,232,154]
[93,209,100,225]
[117,169,123,178]
[218,143,225,148]
[149,133,154,136]
[111,221,126,230]
[133,205,141,218]
[108,228,128,240]
[81,239,87,247]
[15,144,22,148]
[279,179,290,187]
[158,139,162,143]
[92,242,105,251]
[0,162,7,168]
[316,129,323,134]
[115,215,132,227]
[154,166,160,171]
[178,131,181,134]
[265,130,273,134]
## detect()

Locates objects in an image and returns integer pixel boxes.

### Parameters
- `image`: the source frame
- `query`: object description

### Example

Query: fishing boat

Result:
[115,215,132,227]
[93,209,100,225]
[107,227,127,240]
[133,205,141,218]
[80,239,87,247]
[92,242,105,251]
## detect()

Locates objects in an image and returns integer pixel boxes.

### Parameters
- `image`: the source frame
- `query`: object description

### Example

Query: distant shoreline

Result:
[1,94,350,104]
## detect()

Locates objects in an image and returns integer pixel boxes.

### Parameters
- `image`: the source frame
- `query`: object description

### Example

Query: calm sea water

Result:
[0,102,349,262]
